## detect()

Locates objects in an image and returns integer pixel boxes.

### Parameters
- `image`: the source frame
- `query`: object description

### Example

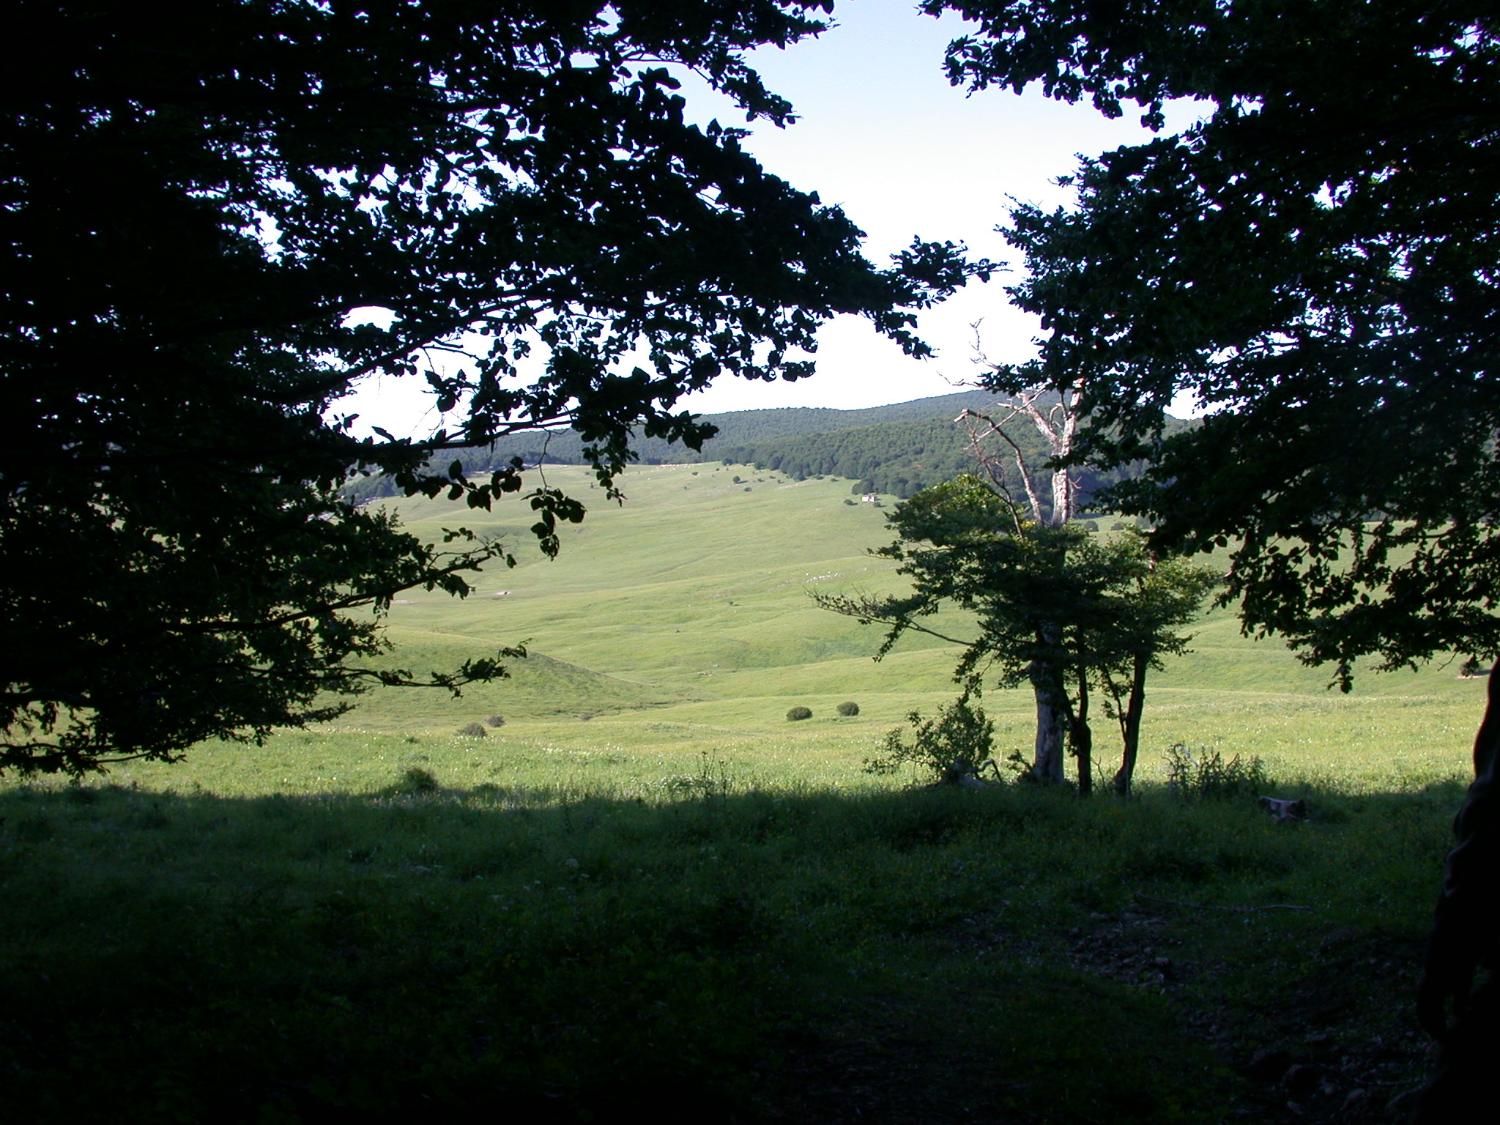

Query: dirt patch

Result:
[1058,902,1432,1122]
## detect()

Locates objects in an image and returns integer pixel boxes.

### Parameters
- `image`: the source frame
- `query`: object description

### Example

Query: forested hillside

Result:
[706,414,1145,504]
[346,388,1161,513]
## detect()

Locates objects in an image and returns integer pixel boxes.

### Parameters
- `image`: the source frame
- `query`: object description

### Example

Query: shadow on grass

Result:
[0,776,1462,1122]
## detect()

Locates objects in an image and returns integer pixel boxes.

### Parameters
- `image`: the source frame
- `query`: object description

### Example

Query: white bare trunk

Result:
[1049,465,1072,527]
[1014,386,1078,527]
[958,374,1083,780]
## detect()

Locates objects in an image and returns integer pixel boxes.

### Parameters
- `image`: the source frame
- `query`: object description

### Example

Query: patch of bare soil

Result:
[1062,901,1432,1122]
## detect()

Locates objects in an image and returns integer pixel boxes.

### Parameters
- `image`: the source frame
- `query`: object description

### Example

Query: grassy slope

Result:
[326,463,976,768]
[1,462,1480,1122]
[194,461,1483,789]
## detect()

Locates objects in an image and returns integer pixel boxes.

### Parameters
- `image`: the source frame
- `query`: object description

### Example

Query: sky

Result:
[344,0,1181,432]
[674,0,1176,415]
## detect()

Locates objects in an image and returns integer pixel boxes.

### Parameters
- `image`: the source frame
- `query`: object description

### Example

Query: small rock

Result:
[1284,1063,1324,1097]
[1388,1087,1423,1117]
[1247,1048,1293,1082]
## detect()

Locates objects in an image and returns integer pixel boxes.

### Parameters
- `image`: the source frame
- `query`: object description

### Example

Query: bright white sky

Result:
[345,0,1181,431]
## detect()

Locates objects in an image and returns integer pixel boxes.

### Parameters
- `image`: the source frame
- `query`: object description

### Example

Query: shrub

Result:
[485,714,506,728]
[836,701,860,717]
[1163,743,1269,801]
[658,751,732,800]
[398,766,439,793]
[866,696,999,785]
[456,722,487,738]
[786,706,813,721]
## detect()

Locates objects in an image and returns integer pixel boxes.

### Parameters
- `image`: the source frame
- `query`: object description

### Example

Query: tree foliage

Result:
[928,0,1500,686]
[1,0,979,774]
[922,1,1497,1065]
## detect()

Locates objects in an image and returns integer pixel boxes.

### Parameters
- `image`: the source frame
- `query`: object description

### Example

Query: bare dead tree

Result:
[947,325,1091,782]
[958,321,1082,528]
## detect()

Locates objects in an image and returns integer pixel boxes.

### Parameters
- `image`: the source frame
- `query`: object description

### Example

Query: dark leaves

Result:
[929,0,1500,675]
[3,1,984,773]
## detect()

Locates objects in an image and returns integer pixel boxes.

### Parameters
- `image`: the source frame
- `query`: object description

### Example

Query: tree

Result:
[958,345,1081,529]
[920,0,1498,1095]
[1092,546,1219,795]
[927,0,1500,685]
[956,380,1083,779]
[1,0,980,775]
[818,474,1213,791]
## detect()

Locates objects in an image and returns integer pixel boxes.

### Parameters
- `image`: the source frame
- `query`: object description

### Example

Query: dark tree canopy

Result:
[928,0,1500,686]
[1,0,977,774]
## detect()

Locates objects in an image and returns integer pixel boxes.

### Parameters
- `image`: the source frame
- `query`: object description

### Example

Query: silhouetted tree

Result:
[929,0,1500,683]
[1,0,978,774]
[921,0,1498,1102]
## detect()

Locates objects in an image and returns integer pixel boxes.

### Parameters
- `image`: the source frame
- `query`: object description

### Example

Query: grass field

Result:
[82,462,1485,791]
[1,464,1481,1121]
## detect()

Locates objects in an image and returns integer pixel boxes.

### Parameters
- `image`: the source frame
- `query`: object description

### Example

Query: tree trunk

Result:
[1414,671,1500,1116]
[1111,652,1150,796]
[1032,687,1067,782]
[1050,462,1073,527]
[1030,651,1068,784]
[1071,667,1093,796]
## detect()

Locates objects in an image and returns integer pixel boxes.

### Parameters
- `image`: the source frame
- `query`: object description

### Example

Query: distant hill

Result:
[449,388,1003,467]
[345,387,1161,514]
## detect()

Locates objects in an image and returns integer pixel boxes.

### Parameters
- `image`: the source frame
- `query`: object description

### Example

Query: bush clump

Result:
[485,714,506,728]
[456,722,488,738]
[397,766,439,793]
[786,706,813,722]
[866,696,999,785]
[1163,743,1268,800]
[836,701,860,717]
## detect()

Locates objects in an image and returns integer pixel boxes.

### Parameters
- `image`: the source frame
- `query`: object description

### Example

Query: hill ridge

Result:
[347,388,1066,506]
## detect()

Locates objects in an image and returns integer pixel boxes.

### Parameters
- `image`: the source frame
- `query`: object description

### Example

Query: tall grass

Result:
[1,748,1459,1121]
[0,464,1474,1120]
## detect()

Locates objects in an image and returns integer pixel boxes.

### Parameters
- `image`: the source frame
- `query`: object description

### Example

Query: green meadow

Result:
[1,463,1480,1121]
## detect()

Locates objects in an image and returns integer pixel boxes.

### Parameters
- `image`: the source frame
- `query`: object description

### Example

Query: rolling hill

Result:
[329,462,1477,787]
[343,388,1145,510]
